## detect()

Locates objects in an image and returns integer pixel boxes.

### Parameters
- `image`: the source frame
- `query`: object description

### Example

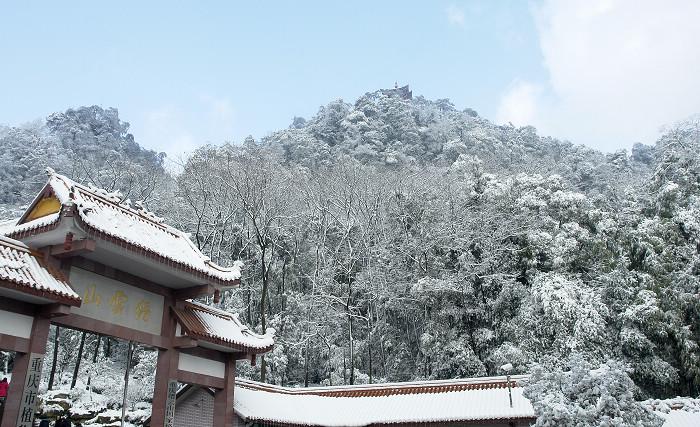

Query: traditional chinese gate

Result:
[0,170,274,427]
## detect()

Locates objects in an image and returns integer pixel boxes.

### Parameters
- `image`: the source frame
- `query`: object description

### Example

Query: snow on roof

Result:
[0,235,80,304]
[5,170,242,286]
[659,411,700,427]
[0,218,22,235]
[646,397,700,427]
[2,213,61,236]
[233,376,534,426]
[172,301,274,353]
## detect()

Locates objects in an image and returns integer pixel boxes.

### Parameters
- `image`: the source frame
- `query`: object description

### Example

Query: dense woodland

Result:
[1,90,699,415]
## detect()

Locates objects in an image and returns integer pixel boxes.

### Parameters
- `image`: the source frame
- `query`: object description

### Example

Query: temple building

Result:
[0,169,273,427]
[380,82,412,100]
[145,375,534,427]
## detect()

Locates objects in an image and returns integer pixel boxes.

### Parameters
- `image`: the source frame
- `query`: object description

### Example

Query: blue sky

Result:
[1,1,699,157]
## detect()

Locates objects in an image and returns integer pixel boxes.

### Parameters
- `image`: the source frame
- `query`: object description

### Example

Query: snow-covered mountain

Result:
[1,90,699,409]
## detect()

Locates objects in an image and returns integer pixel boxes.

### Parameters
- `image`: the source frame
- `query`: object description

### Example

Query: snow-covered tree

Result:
[524,355,663,427]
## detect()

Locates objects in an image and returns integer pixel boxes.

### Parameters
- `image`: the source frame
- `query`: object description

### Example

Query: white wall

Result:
[0,309,33,339]
[178,353,225,379]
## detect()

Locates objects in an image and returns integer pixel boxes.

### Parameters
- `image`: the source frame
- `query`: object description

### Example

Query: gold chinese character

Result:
[84,284,101,305]
[110,291,128,315]
[135,299,151,322]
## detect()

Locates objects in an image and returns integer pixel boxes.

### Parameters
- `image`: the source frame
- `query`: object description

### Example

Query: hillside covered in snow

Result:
[1,89,699,424]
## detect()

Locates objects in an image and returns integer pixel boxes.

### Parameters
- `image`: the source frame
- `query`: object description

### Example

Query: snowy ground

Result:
[37,385,151,427]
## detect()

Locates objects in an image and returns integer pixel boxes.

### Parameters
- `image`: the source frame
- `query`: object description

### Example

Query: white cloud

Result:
[199,94,235,126]
[497,80,540,127]
[136,96,237,158]
[498,0,700,151]
[141,106,197,156]
[446,4,465,27]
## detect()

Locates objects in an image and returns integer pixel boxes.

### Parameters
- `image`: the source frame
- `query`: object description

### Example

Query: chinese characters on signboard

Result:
[70,267,164,336]
[164,379,178,427]
[17,353,43,427]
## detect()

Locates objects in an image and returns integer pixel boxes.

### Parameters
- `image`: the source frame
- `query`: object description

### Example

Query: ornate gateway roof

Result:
[173,301,275,354]
[3,169,242,287]
[0,235,80,305]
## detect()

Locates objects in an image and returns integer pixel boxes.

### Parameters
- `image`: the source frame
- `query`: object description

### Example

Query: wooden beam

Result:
[173,336,198,349]
[53,313,170,349]
[176,369,225,389]
[0,333,30,353]
[231,352,249,361]
[0,295,36,316]
[173,284,215,300]
[72,257,173,297]
[0,279,80,307]
[37,303,71,318]
[49,239,96,258]
[180,346,228,363]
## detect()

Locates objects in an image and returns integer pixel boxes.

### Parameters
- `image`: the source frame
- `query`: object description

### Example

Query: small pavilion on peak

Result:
[0,169,272,427]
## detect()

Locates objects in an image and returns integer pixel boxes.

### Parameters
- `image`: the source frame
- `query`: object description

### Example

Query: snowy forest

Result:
[1,89,699,422]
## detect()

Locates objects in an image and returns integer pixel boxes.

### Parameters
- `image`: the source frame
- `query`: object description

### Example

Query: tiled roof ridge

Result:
[185,300,235,320]
[51,173,174,233]
[51,172,244,278]
[0,235,31,252]
[185,301,267,336]
[34,252,71,286]
[17,171,243,284]
[0,236,80,303]
[173,302,274,353]
[0,235,71,285]
[644,396,700,412]
[5,212,62,238]
[235,375,527,398]
[204,258,244,274]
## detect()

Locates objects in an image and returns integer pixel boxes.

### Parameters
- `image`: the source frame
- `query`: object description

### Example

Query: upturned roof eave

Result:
[172,305,274,354]
[5,204,242,289]
[0,278,81,306]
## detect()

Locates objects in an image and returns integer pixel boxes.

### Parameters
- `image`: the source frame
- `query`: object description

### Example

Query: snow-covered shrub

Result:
[524,355,663,427]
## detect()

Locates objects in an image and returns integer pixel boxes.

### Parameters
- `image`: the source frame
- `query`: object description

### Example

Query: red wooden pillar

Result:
[213,356,236,427]
[1,316,50,427]
[150,298,178,427]
[150,347,179,426]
